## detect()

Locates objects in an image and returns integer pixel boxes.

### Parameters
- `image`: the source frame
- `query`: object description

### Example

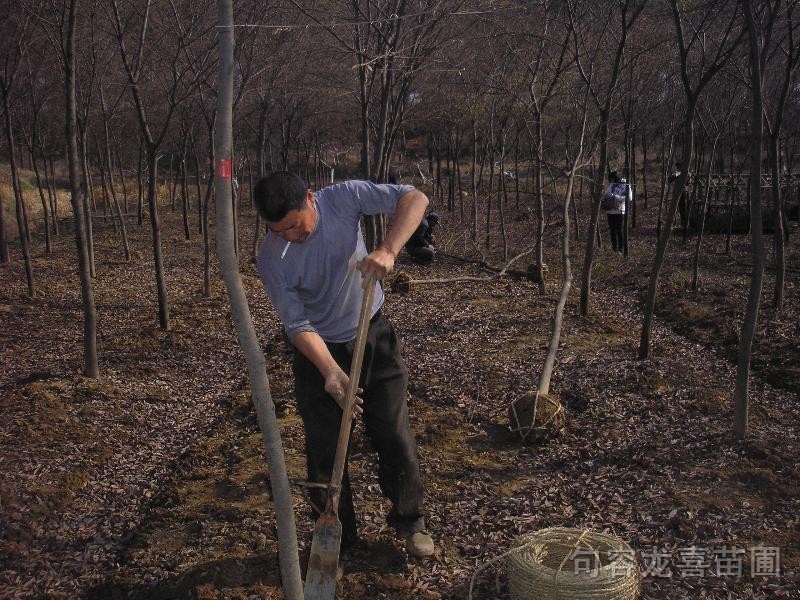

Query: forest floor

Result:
[0,192,799,600]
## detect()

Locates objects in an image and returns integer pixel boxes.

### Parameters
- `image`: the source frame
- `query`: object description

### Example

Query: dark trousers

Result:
[607,213,624,252]
[293,311,425,546]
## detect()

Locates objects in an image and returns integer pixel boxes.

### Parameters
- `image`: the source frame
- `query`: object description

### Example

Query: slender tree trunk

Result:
[641,127,649,209]
[3,89,34,295]
[485,145,494,249]
[137,141,145,226]
[456,135,464,222]
[214,6,304,595]
[170,154,178,212]
[99,90,117,228]
[640,106,696,359]
[499,155,507,262]
[30,146,52,254]
[630,130,637,229]
[357,43,371,180]
[735,0,767,440]
[115,138,128,214]
[98,148,116,233]
[14,140,33,246]
[103,128,130,261]
[181,131,191,240]
[79,127,96,213]
[683,134,706,242]
[657,130,675,239]
[539,118,586,395]
[231,150,239,258]
[579,114,609,315]
[471,119,478,241]
[190,132,204,235]
[66,0,98,377]
[203,124,216,297]
[0,157,8,262]
[147,145,170,330]
[534,112,546,293]
[46,155,60,236]
[770,135,785,309]
[514,133,520,211]
[692,134,720,290]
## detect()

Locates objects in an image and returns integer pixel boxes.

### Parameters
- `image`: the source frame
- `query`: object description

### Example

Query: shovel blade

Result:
[304,512,342,600]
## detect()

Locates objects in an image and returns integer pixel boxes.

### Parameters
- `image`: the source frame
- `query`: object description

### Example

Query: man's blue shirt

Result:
[257,180,414,343]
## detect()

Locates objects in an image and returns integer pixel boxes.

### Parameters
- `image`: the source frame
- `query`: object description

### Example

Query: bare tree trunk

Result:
[770,135,785,309]
[115,137,128,214]
[539,112,587,395]
[30,146,52,254]
[0,167,8,262]
[170,154,178,212]
[214,4,303,596]
[46,154,60,236]
[79,162,96,263]
[101,89,130,260]
[534,112,546,294]
[203,125,215,297]
[455,129,464,221]
[579,114,609,315]
[735,0,767,440]
[232,149,239,257]
[2,86,35,295]
[147,145,170,330]
[191,131,204,235]
[640,0,743,358]
[513,131,521,211]
[656,130,675,239]
[137,140,145,226]
[691,133,720,290]
[66,0,98,377]
[97,146,116,233]
[641,127,649,209]
[471,119,478,241]
[639,109,695,358]
[181,130,191,240]
[249,152,259,257]
[499,155,507,262]
[485,151,493,249]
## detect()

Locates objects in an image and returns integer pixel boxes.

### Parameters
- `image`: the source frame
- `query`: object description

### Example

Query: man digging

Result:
[254,172,435,571]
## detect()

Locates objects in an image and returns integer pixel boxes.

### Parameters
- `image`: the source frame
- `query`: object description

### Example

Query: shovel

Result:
[304,272,377,600]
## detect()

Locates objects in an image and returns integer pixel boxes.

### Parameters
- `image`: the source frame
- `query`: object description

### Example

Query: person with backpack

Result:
[601,171,629,253]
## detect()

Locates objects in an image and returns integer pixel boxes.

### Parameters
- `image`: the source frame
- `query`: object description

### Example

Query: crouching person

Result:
[404,212,440,264]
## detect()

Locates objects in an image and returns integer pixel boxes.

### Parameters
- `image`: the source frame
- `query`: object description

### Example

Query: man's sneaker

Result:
[404,531,435,557]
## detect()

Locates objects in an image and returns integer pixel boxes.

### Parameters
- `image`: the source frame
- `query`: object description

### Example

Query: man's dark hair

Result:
[253,171,307,222]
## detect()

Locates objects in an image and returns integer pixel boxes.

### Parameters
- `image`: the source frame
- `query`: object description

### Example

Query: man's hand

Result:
[358,245,396,282]
[323,366,364,416]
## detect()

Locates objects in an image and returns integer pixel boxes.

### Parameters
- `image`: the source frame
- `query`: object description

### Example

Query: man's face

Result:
[267,192,317,243]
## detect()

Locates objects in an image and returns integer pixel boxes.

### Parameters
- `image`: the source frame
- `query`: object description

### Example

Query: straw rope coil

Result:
[469,527,640,600]
[508,528,640,599]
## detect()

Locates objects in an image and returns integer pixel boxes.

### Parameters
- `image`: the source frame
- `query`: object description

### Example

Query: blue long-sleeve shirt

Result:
[257,180,415,343]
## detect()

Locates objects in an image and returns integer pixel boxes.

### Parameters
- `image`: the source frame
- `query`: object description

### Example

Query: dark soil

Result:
[1,191,798,600]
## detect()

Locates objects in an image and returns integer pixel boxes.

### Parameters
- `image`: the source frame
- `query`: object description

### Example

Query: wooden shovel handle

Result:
[328,273,377,493]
